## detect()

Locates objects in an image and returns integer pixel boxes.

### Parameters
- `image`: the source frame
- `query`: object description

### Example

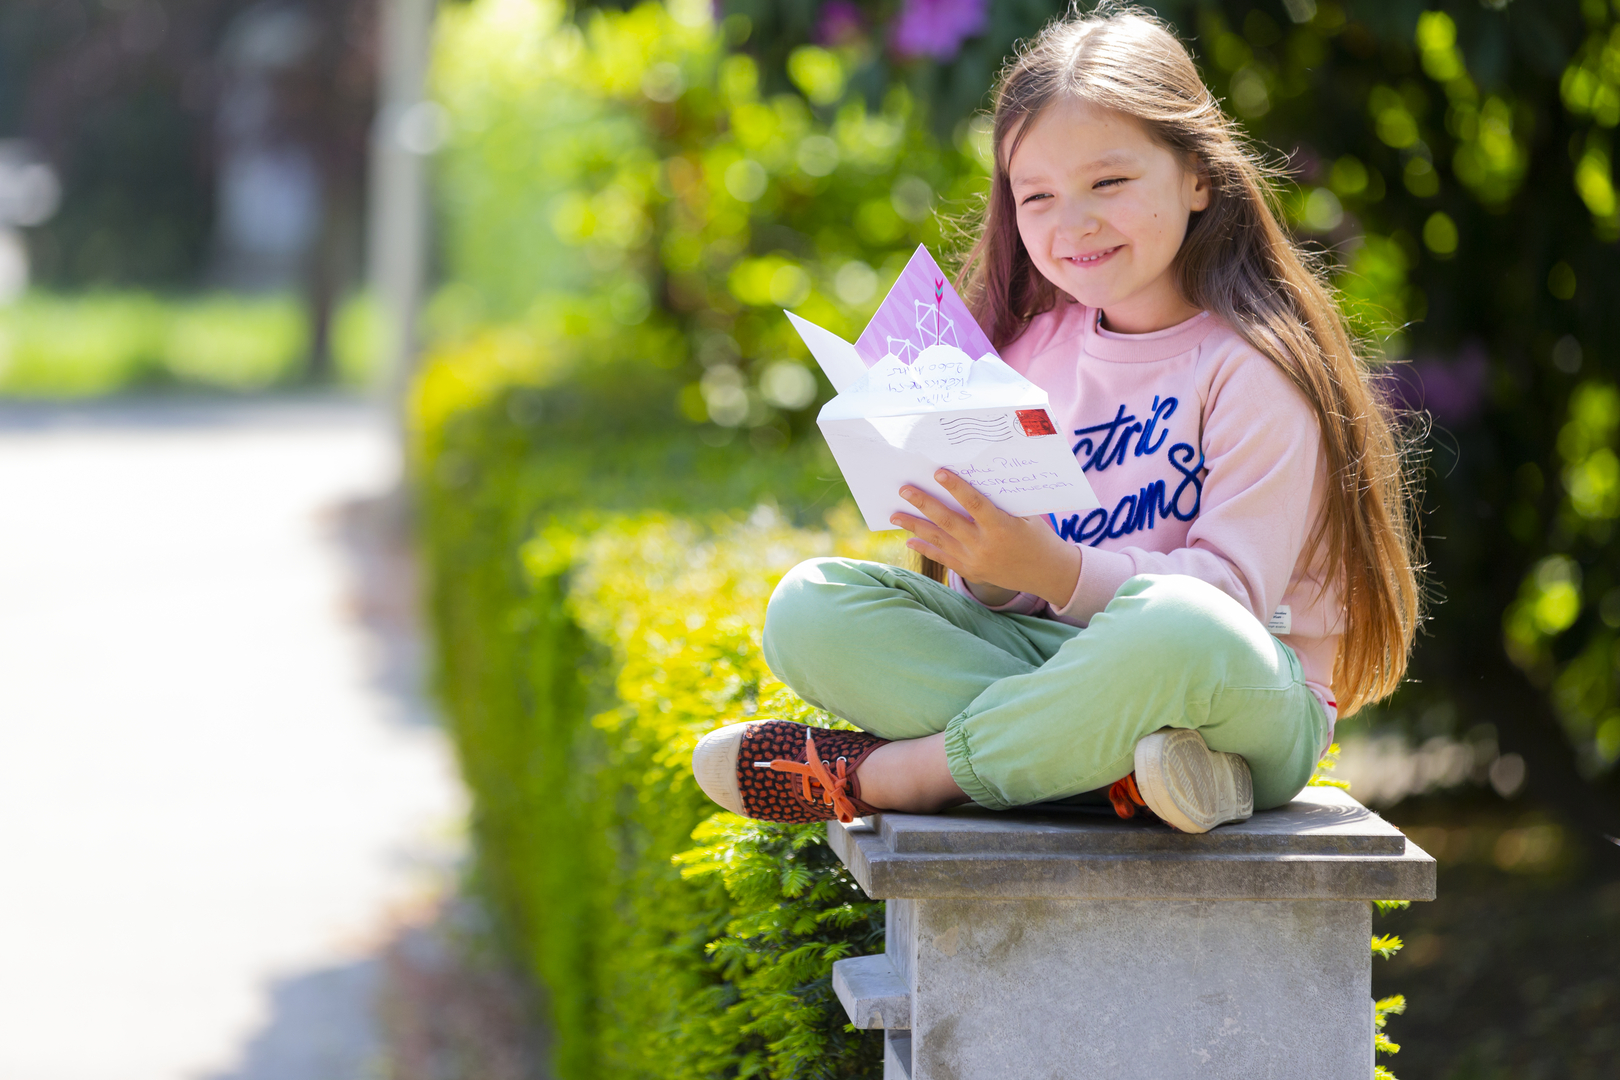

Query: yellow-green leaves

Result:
[718,52,760,105]
[1560,382,1620,521]
[1533,557,1582,635]
[728,255,810,307]
[1416,11,1465,84]
[1339,233,1413,356]
[1371,933,1405,960]
[1307,743,1351,790]
[1574,132,1619,235]
[1422,211,1458,256]
[1549,260,1579,299]
[1295,186,1344,232]
[1370,84,1421,149]
[1330,154,1372,197]
[787,46,845,106]
[1395,11,1532,208]
[1374,992,1407,1064]
[1561,20,1620,232]
[1561,23,1620,126]
[723,158,768,201]
[1450,95,1528,206]
[1566,448,1620,522]
[1506,555,1584,668]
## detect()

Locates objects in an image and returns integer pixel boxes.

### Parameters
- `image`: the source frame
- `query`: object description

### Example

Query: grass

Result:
[0,291,383,396]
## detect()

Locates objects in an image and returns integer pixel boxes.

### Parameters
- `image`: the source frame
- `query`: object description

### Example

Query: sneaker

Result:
[691,720,887,824]
[1129,728,1254,833]
[1106,772,1151,820]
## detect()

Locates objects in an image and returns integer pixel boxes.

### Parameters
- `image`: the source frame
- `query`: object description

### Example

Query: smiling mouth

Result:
[1067,246,1122,265]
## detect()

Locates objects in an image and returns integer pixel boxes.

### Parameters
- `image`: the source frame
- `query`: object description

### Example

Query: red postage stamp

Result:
[1016,409,1057,437]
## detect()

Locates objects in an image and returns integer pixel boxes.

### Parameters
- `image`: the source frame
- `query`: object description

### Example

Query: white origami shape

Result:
[787,245,1099,532]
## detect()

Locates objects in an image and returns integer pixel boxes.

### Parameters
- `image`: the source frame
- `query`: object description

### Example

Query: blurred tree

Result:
[521,0,1620,868]
[0,0,375,381]
[3,0,220,286]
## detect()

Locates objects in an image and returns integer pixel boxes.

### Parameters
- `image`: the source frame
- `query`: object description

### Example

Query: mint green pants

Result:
[761,558,1329,811]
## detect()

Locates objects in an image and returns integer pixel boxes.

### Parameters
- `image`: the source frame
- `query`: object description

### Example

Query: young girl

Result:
[691,7,1420,832]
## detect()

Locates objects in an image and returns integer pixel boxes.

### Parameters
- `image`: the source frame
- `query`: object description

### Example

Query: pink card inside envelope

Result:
[854,245,997,366]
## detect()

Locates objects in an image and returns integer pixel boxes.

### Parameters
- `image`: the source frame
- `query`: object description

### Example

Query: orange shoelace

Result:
[1108,773,1149,820]
[754,729,860,823]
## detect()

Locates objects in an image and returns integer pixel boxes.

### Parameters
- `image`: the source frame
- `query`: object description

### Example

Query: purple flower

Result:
[890,0,989,61]
[1388,344,1490,427]
[815,0,866,46]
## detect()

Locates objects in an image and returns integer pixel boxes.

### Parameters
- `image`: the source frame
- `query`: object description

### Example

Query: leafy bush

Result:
[416,403,902,1078]
[428,0,989,450]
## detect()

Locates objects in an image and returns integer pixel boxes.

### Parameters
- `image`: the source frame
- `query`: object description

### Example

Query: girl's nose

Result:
[1053,200,1101,243]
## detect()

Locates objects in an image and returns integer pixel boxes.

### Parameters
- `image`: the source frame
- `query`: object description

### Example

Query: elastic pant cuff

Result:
[943,715,1009,810]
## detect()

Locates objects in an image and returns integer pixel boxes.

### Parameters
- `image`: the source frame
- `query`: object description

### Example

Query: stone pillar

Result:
[828,786,1434,1080]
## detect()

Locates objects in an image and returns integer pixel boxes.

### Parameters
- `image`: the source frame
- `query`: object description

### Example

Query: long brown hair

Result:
[950,5,1421,715]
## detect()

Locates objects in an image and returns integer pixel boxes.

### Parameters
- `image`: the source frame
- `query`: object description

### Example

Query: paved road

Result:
[0,397,465,1080]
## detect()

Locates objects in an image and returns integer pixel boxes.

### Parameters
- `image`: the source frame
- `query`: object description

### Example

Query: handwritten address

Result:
[956,456,1082,498]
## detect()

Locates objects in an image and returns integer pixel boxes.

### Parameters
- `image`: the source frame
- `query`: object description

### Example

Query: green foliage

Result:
[562,511,892,1080]
[0,291,379,396]
[675,807,884,1078]
[1374,992,1408,1077]
[1307,741,1352,789]
[1321,755,1410,1073]
[1371,932,1406,960]
[428,0,990,447]
[417,430,896,1078]
[1372,908,1409,1079]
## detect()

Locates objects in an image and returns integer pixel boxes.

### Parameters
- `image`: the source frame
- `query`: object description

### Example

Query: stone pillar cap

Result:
[829,786,1435,902]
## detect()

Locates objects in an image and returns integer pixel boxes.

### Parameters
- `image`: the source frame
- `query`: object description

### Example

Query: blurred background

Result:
[3,1,1618,1079]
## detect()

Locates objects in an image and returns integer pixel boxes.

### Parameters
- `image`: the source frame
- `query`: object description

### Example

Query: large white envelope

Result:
[787,246,1100,532]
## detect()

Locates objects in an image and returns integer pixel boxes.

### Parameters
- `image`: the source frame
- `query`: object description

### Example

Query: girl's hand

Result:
[892,469,1083,609]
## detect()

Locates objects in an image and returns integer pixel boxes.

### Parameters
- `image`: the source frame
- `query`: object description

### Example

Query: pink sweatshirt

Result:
[952,301,1342,721]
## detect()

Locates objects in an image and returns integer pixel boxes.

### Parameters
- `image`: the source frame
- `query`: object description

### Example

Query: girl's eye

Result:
[1095,177,1128,189]
[1019,193,1051,205]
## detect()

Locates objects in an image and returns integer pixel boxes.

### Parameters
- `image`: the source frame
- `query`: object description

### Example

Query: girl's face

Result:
[1007,97,1209,334]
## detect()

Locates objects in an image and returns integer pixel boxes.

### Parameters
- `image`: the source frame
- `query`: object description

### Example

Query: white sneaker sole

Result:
[1133,728,1253,833]
[691,720,750,815]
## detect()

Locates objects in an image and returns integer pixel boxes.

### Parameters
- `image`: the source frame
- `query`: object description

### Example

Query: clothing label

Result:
[1267,605,1292,635]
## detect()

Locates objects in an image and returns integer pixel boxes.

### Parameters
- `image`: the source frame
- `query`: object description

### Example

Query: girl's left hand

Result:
[892,469,1083,608]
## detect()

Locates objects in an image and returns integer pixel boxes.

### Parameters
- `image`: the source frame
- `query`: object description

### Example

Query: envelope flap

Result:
[784,311,868,394]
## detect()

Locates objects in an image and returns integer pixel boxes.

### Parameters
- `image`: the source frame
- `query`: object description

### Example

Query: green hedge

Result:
[415,348,917,1077]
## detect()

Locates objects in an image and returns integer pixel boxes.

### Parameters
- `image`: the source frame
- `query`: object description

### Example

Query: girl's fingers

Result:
[933,469,997,519]
[888,511,932,535]
[892,511,954,553]
[897,485,971,536]
[904,536,959,573]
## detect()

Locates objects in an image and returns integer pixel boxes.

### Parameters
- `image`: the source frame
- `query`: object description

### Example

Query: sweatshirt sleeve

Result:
[949,569,1050,615]
[1054,348,1323,626]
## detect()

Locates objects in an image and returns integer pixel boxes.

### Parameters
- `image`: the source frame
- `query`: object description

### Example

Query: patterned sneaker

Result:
[1106,772,1153,821]
[1129,727,1254,833]
[691,720,887,824]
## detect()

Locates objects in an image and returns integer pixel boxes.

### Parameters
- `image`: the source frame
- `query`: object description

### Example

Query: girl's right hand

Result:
[891,469,1083,609]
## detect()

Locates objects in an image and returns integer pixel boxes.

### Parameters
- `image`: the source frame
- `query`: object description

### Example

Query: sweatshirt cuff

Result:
[1052,547,1136,625]
[949,570,1048,615]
